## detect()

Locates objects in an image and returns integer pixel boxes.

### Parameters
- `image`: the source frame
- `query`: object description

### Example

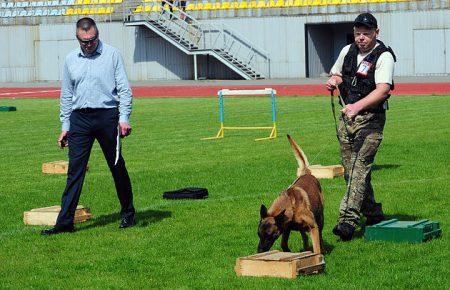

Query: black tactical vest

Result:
[338,40,396,112]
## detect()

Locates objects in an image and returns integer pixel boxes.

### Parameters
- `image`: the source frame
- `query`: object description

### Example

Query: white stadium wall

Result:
[0,9,449,82]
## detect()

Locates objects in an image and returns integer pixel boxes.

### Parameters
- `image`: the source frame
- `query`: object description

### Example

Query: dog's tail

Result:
[287,134,310,176]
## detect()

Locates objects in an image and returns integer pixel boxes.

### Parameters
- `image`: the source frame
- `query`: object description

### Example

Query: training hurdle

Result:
[202,88,277,141]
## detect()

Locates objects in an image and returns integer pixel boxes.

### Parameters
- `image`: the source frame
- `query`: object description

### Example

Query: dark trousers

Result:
[56,108,135,227]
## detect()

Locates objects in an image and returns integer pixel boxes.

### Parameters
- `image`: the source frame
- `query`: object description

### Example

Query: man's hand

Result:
[341,102,363,119]
[58,131,69,149]
[326,76,342,91]
[341,83,391,119]
[119,122,132,138]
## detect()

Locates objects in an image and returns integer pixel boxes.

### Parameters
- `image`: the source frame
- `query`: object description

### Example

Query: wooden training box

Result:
[309,165,344,179]
[23,205,92,226]
[42,161,89,174]
[235,250,325,279]
[42,161,69,174]
[365,219,442,243]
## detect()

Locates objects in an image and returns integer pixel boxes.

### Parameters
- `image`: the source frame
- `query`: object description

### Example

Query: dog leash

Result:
[330,89,352,141]
[330,89,353,146]
[330,90,339,140]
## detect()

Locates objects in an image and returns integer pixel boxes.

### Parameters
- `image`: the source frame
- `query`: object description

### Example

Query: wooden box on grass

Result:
[309,165,344,179]
[365,219,442,243]
[42,161,89,174]
[235,250,325,279]
[23,205,92,225]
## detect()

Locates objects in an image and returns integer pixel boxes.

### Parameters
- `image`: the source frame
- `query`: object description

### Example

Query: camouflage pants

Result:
[337,112,385,228]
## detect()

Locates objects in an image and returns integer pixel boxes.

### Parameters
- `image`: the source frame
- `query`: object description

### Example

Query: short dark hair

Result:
[76,17,97,32]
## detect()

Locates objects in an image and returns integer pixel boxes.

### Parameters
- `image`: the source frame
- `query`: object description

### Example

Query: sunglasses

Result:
[76,34,98,46]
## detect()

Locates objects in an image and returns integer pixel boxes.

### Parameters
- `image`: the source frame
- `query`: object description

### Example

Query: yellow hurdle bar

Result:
[202,123,277,141]
[202,123,224,140]
[255,123,277,141]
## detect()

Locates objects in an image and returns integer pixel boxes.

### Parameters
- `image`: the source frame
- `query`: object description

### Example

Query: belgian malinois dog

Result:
[257,135,324,254]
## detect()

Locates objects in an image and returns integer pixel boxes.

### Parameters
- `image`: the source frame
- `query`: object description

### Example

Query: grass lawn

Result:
[0,95,448,289]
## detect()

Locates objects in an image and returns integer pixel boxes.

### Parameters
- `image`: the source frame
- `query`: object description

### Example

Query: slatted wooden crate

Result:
[235,250,325,279]
[309,165,344,179]
[42,161,89,174]
[23,205,92,225]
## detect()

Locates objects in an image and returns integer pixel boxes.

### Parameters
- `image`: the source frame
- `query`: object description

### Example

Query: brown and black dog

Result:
[257,135,324,254]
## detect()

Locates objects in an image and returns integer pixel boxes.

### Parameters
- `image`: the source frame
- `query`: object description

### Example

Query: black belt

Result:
[74,107,115,113]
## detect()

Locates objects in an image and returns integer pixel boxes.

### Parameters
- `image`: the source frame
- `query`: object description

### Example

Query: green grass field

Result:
[0,95,449,289]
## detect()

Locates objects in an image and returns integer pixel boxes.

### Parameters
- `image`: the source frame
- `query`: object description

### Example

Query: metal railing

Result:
[123,0,203,47]
[122,0,271,78]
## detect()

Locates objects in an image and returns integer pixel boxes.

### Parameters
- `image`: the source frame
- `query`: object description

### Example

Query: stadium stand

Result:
[0,0,443,30]
[0,0,119,18]
[123,0,418,17]
[0,0,448,81]
[0,0,416,19]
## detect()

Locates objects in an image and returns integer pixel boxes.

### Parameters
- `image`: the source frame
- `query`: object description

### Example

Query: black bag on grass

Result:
[163,187,208,199]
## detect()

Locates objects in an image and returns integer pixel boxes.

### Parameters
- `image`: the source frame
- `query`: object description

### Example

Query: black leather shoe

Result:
[119,217,136,229]
[366,215,385,226]
[41,225,75,236]
[332,222,355,241]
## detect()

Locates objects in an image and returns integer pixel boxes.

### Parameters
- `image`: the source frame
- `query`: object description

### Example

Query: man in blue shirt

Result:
[42,17,136,235]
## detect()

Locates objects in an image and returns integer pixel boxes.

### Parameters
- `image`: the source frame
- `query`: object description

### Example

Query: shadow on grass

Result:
[78,209,172,231]
[293,240,335,255]
[384,214,420,221]
[322,240,335,255]
[372,164,401,171]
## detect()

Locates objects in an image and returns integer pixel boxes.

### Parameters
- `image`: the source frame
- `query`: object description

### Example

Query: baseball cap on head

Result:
[354,13,377,29]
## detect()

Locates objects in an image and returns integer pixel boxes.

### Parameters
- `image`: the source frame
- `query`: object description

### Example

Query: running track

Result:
[0,83,449,98]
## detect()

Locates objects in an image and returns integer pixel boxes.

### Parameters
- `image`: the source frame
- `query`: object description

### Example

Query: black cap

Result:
[354,13,377,29]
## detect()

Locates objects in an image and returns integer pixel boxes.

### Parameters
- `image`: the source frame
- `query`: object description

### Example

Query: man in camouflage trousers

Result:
[326,13,396,241]
[337,113,385,230]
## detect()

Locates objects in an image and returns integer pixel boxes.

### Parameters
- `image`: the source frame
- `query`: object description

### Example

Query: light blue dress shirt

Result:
[60,41,132,131]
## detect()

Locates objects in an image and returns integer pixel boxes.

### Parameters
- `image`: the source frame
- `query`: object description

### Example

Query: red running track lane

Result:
[0,83,449,98]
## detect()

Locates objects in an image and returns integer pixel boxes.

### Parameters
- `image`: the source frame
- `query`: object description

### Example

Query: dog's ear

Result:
[275,210,285,226]
[260,204,268,219]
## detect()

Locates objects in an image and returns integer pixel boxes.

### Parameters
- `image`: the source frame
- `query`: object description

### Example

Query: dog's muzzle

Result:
[257,240,274,253]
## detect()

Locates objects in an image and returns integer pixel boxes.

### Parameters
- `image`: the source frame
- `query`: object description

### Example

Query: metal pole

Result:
[219,91,224,123]
[193,54,198,80]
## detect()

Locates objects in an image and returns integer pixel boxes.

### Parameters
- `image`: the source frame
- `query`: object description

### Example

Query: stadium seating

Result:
[0,0,412,19]
[0,0,118,18]
[129,0,399,14]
